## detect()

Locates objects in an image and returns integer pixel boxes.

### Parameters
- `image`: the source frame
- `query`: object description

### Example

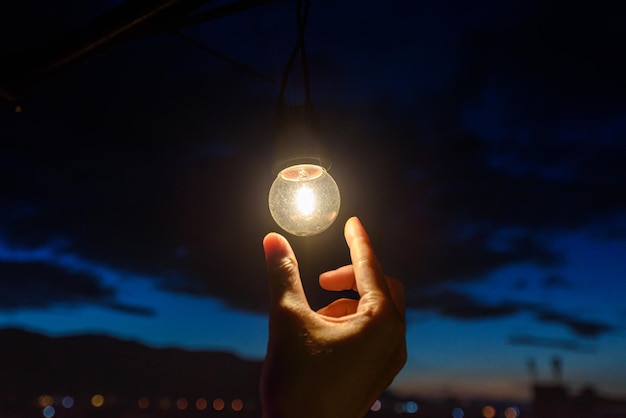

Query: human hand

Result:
[261,216,407,418]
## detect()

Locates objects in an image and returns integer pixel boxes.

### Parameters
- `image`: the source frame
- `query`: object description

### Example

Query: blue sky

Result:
[1,0,625,404]
[1,229,624,401]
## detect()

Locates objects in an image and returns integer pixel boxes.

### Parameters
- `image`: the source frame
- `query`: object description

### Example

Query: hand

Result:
[261,216,407,418]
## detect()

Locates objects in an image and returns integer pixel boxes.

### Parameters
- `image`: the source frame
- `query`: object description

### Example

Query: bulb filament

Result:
[296,186,315,216]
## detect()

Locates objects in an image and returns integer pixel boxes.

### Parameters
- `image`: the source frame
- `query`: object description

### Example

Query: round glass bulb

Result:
[268,163,341,236]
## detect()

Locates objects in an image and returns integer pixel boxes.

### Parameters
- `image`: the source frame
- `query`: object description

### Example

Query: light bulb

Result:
[268,163,340,236]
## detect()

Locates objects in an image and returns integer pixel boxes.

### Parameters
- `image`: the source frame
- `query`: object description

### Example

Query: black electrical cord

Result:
[297,0,311,106]
[173,30,276,84]
[276,0,311,111]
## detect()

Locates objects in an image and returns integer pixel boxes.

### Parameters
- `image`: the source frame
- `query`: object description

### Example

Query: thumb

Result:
[263,232,308,308]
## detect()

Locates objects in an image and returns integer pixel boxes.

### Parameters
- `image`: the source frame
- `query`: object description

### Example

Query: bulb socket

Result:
[271,155,331,176]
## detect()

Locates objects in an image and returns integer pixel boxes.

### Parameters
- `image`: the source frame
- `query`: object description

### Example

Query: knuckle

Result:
[271,255,299,276]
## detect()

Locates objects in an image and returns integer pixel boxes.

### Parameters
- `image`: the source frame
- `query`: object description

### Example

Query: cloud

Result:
[0,247,156,315]
[102,301,155,316]
[0,260,114,310]
[534,310,616,338]
[411,289,524,320]
[407,288,615,339]
[0,0,625,318]
[542,274,571,290]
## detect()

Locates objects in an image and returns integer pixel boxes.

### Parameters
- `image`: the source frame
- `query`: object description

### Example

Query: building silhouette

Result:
[531,356,626,418]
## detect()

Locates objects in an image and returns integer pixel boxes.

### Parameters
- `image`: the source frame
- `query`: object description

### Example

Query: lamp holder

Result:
[272,102,329,174]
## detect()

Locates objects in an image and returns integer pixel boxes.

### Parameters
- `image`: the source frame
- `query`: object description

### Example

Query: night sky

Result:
[1,0,625,403]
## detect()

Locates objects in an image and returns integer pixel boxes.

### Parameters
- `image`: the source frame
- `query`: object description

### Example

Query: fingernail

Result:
[263,233,288,262]
[346,216,362,234]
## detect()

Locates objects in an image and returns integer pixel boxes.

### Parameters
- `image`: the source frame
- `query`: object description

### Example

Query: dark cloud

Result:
[0,260,155,314]
[103,301,155,316]
[534,309,616,338]
[406,288,615,339]
[542,274,571,290]
[512,278,528,291]
[0,261,114,310]
[410,289,524,320]
[0,0,625,317]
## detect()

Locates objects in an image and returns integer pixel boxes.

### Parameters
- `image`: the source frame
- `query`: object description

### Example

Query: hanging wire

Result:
[297,0,311,106]
[276,0,311,110]
[173,30,276,84]
[271,0,324,172]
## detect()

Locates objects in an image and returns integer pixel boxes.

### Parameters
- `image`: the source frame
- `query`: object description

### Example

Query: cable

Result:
[276,0,312,111]
[173,30,276,84]
[298,0,311,106]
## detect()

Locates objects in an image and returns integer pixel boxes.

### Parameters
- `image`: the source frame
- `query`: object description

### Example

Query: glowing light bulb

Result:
[268,163,340,236]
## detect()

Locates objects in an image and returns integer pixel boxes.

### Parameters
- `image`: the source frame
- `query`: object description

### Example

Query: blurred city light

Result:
[213,397,225,411]
[482,405,496,418]
[176,397,189,410]
[38,394,54,407]
[505,406,520,418]
[13,391,545,417]
[61,396,74,408]
[195,397,208,410]
[138,396,150,409]
[231,398,244,411]
[403,401,418,413]
[452,406,464,418]
[91,394,104,407]
[42,405,55,418]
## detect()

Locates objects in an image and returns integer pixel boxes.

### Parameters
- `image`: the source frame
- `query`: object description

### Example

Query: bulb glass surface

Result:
[268,164,340,236]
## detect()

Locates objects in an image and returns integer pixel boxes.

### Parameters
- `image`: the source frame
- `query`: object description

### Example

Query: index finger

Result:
[319,265,357,292]
[344,217,392,302]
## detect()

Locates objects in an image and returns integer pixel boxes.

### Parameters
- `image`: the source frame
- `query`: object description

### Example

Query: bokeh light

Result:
[91,394,104,407]
[231,398,244,411]
[138,397,150,409]
[195,397,207,410]
[452,407,464,418]
[42,405,55,418]
[38,394,54,407]
[61,396,74,408]
[176,397,188,410]
[213,398,225,411]
[482,405,496,418]
[505,406,519,418]
[403,401,418,413]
